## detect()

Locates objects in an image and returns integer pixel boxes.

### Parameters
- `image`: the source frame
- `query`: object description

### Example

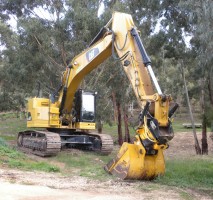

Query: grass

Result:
[155,157,213,196]
[0,137,60,172]
[0,112,212,198]
[0,112,203,142]
[0,112,18,119]
[103,120,203,139]
[179,191,194,200]
[50,150,115,180]
[0,113,26,140]
[172,119,203,132]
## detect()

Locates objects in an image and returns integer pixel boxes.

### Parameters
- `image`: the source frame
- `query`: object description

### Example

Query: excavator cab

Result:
[74,89,96,123]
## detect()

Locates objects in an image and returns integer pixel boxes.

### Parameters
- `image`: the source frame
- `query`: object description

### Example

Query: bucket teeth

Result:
[104,158,129,179]
[107,161,129,179]
[104,158,115,173]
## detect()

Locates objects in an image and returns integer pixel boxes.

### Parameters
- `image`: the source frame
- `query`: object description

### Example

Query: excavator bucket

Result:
[104,142,165,180]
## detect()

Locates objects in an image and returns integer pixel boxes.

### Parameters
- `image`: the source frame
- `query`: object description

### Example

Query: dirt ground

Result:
[0,169,182,200]
[165,131,213,157]
[0,132,212,200]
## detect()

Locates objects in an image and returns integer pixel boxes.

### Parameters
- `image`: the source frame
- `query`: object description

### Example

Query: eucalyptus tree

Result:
[181,0,213,154]
[0,0,102,111]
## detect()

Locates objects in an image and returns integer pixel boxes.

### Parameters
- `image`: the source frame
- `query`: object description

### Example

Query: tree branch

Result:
[33,35,64,69]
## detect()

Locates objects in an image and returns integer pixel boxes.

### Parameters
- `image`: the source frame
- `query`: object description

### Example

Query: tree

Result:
[0,0,103,110]
[180,60,201,154]
[181,0,213,154]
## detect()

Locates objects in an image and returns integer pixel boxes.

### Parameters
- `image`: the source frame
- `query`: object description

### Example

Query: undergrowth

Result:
[51,150,114,180]
[0,137,60,172]
[155,157,213,197]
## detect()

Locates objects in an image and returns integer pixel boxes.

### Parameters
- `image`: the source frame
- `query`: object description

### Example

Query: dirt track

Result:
[0,132,212,200]
[0,169,185,200]
[0,181,139,200]
[165,131,213,157]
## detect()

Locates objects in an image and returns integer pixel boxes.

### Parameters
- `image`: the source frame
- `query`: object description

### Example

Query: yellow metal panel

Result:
[27,97,60,128]
[154,96,170,127]
[27,120,49,127]
[36,107,49,120]
[49,106,60,126]
[75,122,96,130]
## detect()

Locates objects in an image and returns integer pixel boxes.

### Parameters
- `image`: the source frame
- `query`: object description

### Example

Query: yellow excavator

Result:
[18,12,178,180]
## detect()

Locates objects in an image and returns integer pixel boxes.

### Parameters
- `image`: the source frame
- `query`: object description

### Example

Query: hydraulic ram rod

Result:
[131,28,163,95]
[147,64,163,95]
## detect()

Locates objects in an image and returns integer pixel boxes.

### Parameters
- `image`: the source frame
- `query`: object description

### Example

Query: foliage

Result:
[0,1,212,136]
[186,0,213,127]
[0,0,102,111]
[0,137,7,146]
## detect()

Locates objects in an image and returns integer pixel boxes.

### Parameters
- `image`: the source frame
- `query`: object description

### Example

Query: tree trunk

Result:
[180,61,201,154]
[207,66,213,133]
[208,65,213,105]
[117,102,123,145]
[37,82,41,97]
[123,108,131,143]
[201,78,208,154]
[201,115,208,154]
[111,92,118,123]
[97,120,103,133]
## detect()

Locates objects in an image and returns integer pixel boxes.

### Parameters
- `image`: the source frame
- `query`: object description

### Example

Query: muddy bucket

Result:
[104,142,165,180]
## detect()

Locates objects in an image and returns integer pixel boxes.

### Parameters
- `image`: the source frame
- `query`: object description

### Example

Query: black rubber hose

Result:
[169,103,179,118]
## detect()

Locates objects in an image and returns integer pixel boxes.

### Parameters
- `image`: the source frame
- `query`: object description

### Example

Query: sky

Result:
[7,2,105,30]
[4,2,191,50]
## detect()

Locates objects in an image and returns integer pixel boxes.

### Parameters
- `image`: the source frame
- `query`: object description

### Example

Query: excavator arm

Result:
[56,32,112,115]
[58,12,157,112]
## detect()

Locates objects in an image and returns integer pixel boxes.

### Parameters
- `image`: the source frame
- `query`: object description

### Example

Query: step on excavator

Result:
[18,12,178,180]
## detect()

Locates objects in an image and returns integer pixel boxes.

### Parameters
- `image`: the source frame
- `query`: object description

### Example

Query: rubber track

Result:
[18,131,113,156]
[87,132,113,155]
[18,131,61,157]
